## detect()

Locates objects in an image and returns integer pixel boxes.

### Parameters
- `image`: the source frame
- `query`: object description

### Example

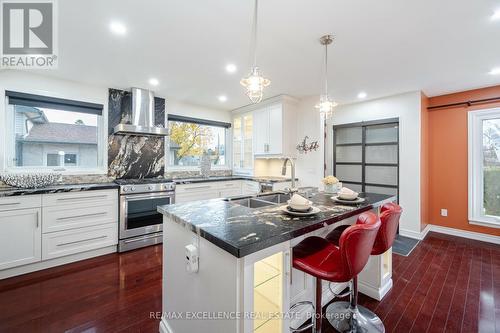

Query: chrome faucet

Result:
[281,157,297,194]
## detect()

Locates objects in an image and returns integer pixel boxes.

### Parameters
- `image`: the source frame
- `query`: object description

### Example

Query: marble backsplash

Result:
[107,89,165,179]
[165,169,232,179]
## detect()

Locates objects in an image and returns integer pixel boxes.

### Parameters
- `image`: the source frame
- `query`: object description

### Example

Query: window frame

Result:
[1,91,108,175]
[468,107,500,228]
[167,115,231,171]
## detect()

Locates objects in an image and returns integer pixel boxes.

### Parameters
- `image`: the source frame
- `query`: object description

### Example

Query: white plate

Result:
[281,206,321,216]
[331,196,366,204]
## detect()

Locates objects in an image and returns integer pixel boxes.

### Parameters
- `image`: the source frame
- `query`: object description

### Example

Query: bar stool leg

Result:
[314,277,322,333]
[325,277,385,333]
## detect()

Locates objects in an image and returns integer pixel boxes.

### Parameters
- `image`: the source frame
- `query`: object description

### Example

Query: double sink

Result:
[224,192,292,209]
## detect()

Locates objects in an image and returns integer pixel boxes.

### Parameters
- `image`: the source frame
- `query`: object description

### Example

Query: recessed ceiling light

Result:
[357,91,367,99]
[218,95,228,102]
[225,64,237,73]
[149,78,159,86]
[491,9,500,21]
[489,67,500,75]
[110,21,126,35]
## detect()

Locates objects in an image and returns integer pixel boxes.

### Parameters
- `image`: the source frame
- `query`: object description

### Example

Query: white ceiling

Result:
[39,0,500,110]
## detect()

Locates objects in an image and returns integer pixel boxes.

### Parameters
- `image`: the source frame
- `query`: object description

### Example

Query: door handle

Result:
[56,212,107,221]
[57,235,107,247]
[0,202,20,206]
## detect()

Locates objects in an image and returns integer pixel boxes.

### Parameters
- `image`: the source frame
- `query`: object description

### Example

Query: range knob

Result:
[122,187,127,192]
[131,186,136,192]
[148,185,153,191]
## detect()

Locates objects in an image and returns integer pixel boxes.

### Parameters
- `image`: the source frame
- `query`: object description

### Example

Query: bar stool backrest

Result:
[339,212,381,279]
[372,203,403,255]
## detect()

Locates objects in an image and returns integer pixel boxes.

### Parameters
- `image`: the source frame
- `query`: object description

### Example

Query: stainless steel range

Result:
[115,178,175,252]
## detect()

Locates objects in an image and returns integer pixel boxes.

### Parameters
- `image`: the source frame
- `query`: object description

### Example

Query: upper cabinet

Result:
[233,112,254,175]
[232,96,298,174]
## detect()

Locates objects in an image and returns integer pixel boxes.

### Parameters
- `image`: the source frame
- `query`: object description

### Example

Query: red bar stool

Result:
[290,212,381,333]
[324,202,403,333]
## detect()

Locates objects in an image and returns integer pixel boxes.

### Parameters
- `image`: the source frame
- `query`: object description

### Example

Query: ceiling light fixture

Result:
[149,78,159,86]
[315,35,337,120]
[110,21,127,35]
[218,95,228,102]
[240,0,270,104]
[226,64,237,73]
[491,9,500,20]
[357,91,367,99]
[489,67,500,75]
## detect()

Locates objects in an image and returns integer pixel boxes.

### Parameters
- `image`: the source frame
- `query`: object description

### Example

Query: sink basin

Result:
[256,193,291,204]
[231,198,276,208]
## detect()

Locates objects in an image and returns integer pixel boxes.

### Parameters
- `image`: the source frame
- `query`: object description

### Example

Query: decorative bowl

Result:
[287,199,313,211]
[0,173,60,189]
[338,192,359,200]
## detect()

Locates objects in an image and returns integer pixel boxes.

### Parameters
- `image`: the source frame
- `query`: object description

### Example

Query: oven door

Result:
[120,192,174,239]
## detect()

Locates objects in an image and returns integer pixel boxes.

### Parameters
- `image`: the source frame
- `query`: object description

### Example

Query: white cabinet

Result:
[0,208,41,270]
[242,181,260,195]
[176,181,248,203]
[233,112,254,175]
[232,96,298,165]
[254,104,284,156]
[0,189,118,276]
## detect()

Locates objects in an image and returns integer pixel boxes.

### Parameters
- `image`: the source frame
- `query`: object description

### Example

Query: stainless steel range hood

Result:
[113,87,168,136]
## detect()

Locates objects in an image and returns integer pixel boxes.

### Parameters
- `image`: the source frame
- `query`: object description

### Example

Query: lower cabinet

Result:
[176,180,260,203]
[0,189,118,276]
[0,208,41,270]
[42,223,118,260]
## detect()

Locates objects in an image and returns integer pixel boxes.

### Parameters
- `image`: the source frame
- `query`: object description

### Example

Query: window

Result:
[3,91,105,173]
[468,108,500,227]
[167,115,230,168]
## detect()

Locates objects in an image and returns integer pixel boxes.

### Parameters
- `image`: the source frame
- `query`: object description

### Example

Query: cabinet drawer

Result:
[0,195,41,212]
[42,223,117,260]
[42,190,118,208]
[217,181,242,190]
[43,201,118,233]
[176,183,218,193]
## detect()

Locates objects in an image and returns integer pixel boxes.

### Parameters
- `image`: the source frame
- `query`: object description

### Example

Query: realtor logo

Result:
[1,0,58,68]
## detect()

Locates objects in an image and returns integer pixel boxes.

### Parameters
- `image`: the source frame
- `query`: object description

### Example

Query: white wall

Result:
[328,91,422,236]
[294,96,326,190]
[167,100,231,123]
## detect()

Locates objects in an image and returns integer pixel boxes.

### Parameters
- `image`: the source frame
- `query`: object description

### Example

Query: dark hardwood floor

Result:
[0,232,498,333]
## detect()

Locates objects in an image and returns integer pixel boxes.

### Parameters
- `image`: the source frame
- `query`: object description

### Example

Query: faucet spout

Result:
[281,157,297,193]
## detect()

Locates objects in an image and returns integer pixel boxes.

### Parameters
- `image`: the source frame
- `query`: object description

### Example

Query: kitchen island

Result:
[158,192,395,333]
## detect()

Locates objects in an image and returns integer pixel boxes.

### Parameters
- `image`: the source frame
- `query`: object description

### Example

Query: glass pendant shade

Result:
[315,94,338,119]
[240,66,271,104]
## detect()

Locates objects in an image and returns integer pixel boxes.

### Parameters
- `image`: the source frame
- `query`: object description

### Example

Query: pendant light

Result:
[240,0,270,104]
[315,35,338,119]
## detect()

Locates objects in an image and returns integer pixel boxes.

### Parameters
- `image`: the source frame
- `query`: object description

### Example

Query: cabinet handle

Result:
[0,202,20,206]
[56,212,107,221]
[57,195,108,201]
[57,235,107,247]
[184,186,212,191]
[285,251,292,284]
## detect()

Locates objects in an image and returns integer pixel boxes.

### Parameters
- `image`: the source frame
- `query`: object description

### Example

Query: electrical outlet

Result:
[440,209,448,217]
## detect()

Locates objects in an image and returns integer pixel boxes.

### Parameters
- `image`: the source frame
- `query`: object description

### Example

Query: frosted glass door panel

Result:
[335,127,362,144]
[233,117,242,168]
[366,145,398,164]
[365,166,398,185]
[336,165,362,183]
[336,146,362,163]
[366,124,398,143]
[342,183,362,193]
[365,186,398,196]
[243,114,253,168]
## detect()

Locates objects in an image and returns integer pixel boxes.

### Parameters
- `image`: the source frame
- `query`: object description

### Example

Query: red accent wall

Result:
[427,85,500,236]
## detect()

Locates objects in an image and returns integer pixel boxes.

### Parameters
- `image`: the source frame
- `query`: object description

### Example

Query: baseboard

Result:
[358,278,392,301]
[0,245,117,280]
[398,227,426,240]
[428,225,500,245]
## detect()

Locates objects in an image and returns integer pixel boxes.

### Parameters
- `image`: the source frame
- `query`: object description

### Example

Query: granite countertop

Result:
[173,175,298,184]
[158,192,395,258]
[0,183,119,197]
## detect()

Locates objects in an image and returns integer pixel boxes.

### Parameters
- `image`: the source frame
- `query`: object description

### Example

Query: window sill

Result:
[469,218,500,229]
